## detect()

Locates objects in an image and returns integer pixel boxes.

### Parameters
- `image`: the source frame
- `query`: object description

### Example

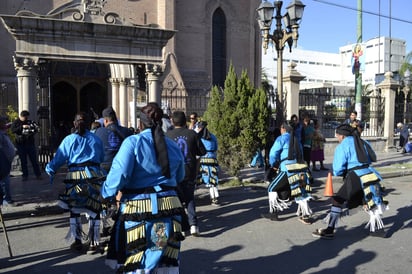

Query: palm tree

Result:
[400,51,412,76]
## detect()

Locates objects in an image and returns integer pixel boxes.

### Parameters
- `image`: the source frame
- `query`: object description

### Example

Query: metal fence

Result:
[161,88,210,116]
[298,89,386,138]
[159,88,391,138]
[31,88,408,167]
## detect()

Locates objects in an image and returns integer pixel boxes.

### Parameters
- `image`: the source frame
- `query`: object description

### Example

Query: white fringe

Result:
[268,192,290,213]
[296,198,313,217]
[209,186,219,199]
[364,204,387,232]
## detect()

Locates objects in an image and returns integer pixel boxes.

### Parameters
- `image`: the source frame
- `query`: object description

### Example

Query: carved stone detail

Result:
[15,0,122,25]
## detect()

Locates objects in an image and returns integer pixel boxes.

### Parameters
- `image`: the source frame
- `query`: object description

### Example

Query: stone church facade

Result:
[0,0,261,148]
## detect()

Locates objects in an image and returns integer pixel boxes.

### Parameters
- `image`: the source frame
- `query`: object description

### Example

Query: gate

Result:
[299,89,385,138]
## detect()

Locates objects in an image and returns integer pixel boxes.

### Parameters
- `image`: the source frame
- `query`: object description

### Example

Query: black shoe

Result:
[369,229,387,238]
[70,241,84,252]
[261,212,279,221]
[299,216,313,225]
[312,228,334,239]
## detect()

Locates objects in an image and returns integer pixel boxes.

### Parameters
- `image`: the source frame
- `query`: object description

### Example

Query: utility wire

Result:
[313,0,412,24]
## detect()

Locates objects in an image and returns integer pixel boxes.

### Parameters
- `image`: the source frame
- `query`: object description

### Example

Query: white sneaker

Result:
[190,225,200,236]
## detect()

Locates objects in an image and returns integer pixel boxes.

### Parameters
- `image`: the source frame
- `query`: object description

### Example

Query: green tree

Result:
[203,64,269,177]
[400,51,412,75]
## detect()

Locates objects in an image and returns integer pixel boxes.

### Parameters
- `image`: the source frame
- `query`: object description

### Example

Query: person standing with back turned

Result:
[45,112,106,252]
[196,121,221,205]
[94,106,132,237]
[101,103,186,273]
[166,111,206,236]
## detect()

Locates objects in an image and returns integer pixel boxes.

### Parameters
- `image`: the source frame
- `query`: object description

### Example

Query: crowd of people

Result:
[0,106,391,272]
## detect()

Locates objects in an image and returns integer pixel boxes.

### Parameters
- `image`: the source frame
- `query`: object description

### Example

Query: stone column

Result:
[14,57,38,119]
[118,78,129,127]
[110,78,120,112]
[376,71,400,151]
[146,64,163,105]
[283,62,305,120]
[367,88,381,137]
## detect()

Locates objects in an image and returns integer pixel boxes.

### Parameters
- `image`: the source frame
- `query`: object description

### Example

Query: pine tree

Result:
[204,64,270,178]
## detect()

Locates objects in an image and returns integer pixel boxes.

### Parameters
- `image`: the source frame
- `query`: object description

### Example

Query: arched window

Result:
[212,8,226,88]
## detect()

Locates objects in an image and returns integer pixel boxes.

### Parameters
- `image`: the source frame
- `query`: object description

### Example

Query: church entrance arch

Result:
[80,82,107,120]
[52,82,77,128]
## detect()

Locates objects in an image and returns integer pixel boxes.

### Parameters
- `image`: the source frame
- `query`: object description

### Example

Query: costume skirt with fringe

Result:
[267,163,313,215]
[335,167,388,210]
[58,166,106,219]
[106,189,186,273]
[198,157,219,186]
[330,167,388,232]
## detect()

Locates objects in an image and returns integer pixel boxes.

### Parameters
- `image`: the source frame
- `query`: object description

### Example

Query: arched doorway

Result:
[80,82,107,120]
[51,81,76,147]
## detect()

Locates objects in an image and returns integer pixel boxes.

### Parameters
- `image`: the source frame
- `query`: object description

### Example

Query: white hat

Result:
[397,122,403,128]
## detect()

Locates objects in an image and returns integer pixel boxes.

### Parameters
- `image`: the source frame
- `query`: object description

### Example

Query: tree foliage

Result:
[203,64,270,177]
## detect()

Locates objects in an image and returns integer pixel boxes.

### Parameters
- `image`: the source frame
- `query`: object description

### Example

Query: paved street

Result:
[0,150,411,273]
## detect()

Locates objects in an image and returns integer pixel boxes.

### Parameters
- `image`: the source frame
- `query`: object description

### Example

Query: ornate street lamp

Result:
[257,0,305,126]
[403,68,411,124]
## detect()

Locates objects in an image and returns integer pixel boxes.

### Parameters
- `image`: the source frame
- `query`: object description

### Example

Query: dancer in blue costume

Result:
[196,121,220,205]
[101,103,186,273]
[261,122,313,224]
[45,112,106,252]
[312,124,388,239]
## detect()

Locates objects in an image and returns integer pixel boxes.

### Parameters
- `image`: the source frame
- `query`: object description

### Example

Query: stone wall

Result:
[324,136,397,155]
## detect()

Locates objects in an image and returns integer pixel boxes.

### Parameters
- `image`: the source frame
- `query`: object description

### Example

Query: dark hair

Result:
[140,103,163,128]
[189,112,198,120]
[171,111,186,127]
[20,110,30,117]
[102,106,118,122]
[73,112,90,136]
[141,103,170,178]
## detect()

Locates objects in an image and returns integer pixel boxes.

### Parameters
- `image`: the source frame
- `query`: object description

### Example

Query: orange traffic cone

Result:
[324,172,334,197]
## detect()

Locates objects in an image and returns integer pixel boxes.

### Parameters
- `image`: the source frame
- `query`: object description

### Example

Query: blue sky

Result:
[289,0,412,53]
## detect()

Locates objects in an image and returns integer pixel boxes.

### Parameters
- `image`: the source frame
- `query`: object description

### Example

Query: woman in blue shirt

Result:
[262,122,313,224]
[196,121,220,205]
[312,124,388,239]
[45,112,106,252]
[102,103,185,273]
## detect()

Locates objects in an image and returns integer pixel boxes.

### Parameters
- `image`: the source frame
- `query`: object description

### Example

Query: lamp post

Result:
[403,68,411,124]
[257,0,305,126]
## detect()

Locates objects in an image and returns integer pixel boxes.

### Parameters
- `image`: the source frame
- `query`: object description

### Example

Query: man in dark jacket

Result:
[166,111,206,236]
[94,106,133,172]
[10,110,41,181]
[94,106,133,237]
